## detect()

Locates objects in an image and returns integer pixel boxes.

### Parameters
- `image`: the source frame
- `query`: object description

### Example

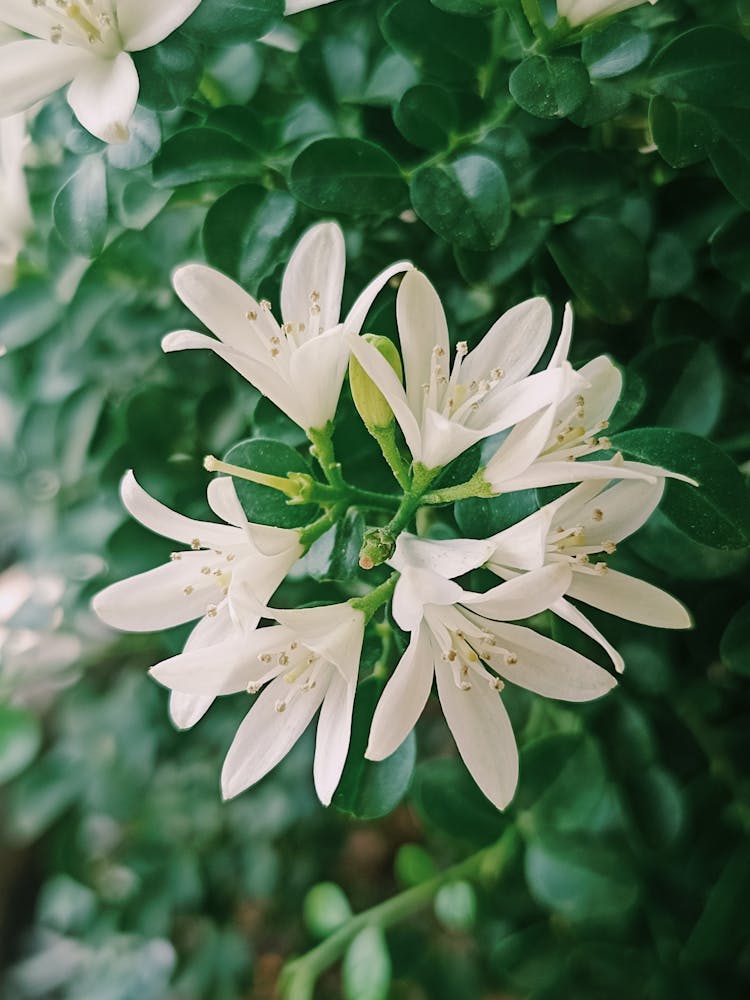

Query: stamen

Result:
[593,509,604,522]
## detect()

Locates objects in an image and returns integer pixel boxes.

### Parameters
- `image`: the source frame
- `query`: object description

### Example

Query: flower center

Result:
[171,546,238,615]
[243,289,322,365]
[248,637,324,710]
[436,623,519,693]
[422,341,505,425]
[32,0,121,52]
[542,393,611,462]
[548,519,616,575]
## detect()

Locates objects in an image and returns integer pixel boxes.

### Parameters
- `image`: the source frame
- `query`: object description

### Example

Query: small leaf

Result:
[410,154,511,250]
[53,156,108,258]
[153,128,259,187]
[509,55,590,119]
[306,509,365,583]
[394,84,459,151]
[222,438,317,528]
[649,96,717,168]
[303,883,352,940]
[0,706,42,785]
[434,881,477,932]
[611,428,750,550]
[182,0,283,42]
[343,926,391,1000]
[382,0,490,84]
[582,22,651,80]
[290,138,406,215]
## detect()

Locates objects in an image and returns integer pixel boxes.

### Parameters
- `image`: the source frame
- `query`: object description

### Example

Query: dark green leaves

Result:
[0,707,42,785]
[509,55,590,119]
[582,21,651,80]
[153,128,259,187]
[720,603,750,676]
[410,758,506,844]
[53,156,108,258]
[382,0,490,84]
[611,429,750,550]
[221,438,317,528]
[650,27,750,110]
[290,139,405,215]
[394,84,459,151]
[410,155,511,250]
[182,0,283,43]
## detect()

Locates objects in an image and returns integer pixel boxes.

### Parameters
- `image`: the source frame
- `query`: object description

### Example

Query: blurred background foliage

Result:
[1,0,750,997]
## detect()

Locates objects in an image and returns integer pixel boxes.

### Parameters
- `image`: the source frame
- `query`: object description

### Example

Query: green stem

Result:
[308,424,345,490]
[372,423,411,491]
[298,504,347,549]
[350,572,399,623]
[279,828,519,1000]
[345,485,401,513]
[422,470,494,506]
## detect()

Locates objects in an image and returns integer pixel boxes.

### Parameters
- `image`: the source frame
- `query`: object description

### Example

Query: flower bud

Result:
[349,334,403,432]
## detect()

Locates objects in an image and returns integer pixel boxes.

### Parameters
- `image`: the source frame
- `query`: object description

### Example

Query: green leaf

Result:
[343,926,391,1000]
[710,211,750,288]
[410,154,511,250]
[53,156,108,258]
[454,217,550,287]
[620,766,684,851]
[382,0,490,84]
[650,27,750,109]
[0,279,60,351]
[202,184,297,286]
[182,0,283,42]
[629,508,749,581]
[333,676,416,820]
[524,835,639,924]
[395,844,439,887]
[305,509,365,583]
[610,428,750,550]
[394,84,459,151]
[582,22,651,80]
[685,847,750,963]
[647,232,694,298]
[455,489,540,539]
[222,438,318,528]
[720,601,750,676]
[434,881,477,932]
[0,706,42,785]
[431,0,497,13]
[409,757,506,844]
[631,339,723,436]
[710,109,750,208]
[289,139,406,216]
[509,55,590,119]
[132,36,201,110]
[548,215,647,323]
[568,80,630,127]
[303,882,352,940]
[520,149,621,222]
[6,754,81,843]
[648,96,717,168]
[153,128,259,187]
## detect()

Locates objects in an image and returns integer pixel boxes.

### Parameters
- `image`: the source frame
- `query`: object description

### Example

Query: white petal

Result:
[434,650,518,809]
[93,556,218,631]
[281,222,345,331]
[221,669,328,800]
[390,566,464,632]
[120,470,242,548]
[347,332,422,461]
[572,355,622,428]
[487,510,553,573]
[0,39,84,117]
[366,625,434,761]
[245,521,304,558]
[270,604,364,676]
[288,326,350,429]
[550,596,625,674]
[150,627,286,694]
[468,563,571,621]
[0,1,64,36]
[169,691,213,730]
[548,302,574,369]
[172,265,274,354]
[397,270,450,420]
[482,405,559,487]
[564,476,664,545]
[460,297,552,388]
[314,671,356,805]
[489,457,659,493]
[167,601,235,728]
[390,533,494,578]
[67,50,139,143]
[466,368,564,437]
[567,569,692,628]
[207,477,247,527]
[419,407,487,470]
[116,0,203,51]
[285,0,339,11]
[344,261,412,335]
[480,621,617,701]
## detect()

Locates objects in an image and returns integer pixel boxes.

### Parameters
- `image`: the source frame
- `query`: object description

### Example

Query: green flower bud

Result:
[349,334,403,432]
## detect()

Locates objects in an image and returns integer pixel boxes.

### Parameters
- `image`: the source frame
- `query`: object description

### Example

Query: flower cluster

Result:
[94,221,693,809]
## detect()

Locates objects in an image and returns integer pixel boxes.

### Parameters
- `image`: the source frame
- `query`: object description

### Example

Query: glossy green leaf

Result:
[454,217,550,287]
[509,55,590,119]
[455,489,540,539]
[709,211,750,287]
[221,438,317,528]
[290,139,405,215]
[650,27,750,109]
[720,602,750,676]
[382,0,490,84]
[520,150,621,221]
[305,509,365,583]
[582,22,651,80]
[203,184,297,286]
[611,428,750,550]
[548,215,647,323]
[53,156,108,258]
[409,758,506,844]
[343,926,391,1000]
[303,882,352,940]
[0,706,42,785]
[649,96,717,168]
[410,154,511,250]
[631,339,723,436]
[182,0,283,42]
[153,129,260,187]
[394,84,459,151]
[132,36,201,110]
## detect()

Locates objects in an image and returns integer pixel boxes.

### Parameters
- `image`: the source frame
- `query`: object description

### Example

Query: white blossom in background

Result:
[484,304,696,492]
[367,541,615,808]
[285,0,340,12]
[164,222,411,433]
[151,602,365,805]
[0,112,30,293]
[348,270,565,471]
[557,0,658,25]
[93,471,303,729]
[0,0,203,142]
[486,474,691,671]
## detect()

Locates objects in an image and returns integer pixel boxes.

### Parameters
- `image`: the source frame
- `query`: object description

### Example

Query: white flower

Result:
[0,0,203,142]
[367,549,616,809]
[285,0,340,12]
[163,222,411,433]
[93,470,303,729]
[486,474,691,672]
[557,0,658,25]
[0,112,31,293]
[348,270,565,471]
[150,602,365,805]
[484,305,696,492]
